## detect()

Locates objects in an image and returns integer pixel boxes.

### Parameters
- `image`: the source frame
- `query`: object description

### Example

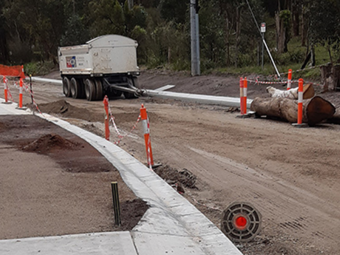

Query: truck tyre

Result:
[63,77,71,97]
[94,79,103,100]
[124,77,138,99]
[85,78,96,101]
[70,77,81,99]
[78,79,86,99]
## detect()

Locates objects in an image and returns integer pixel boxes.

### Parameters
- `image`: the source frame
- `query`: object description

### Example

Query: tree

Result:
[308,0,340,63]
[60,14,89,46]
[88,0,125,37]
[0,0,9,63]
[1,0,66,64]
[275,0,292,53]
[159,0,188,24]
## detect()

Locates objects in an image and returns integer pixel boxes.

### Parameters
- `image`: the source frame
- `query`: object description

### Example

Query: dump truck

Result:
[58,34,141,101]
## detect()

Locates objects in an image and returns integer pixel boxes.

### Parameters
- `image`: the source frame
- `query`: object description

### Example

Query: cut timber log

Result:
[250,96,335,126]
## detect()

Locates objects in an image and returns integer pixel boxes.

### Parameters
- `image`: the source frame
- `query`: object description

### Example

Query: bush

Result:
[24,61,56,76]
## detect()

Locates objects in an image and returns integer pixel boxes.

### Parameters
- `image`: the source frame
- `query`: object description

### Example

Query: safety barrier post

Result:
[140,104,154,169]
[243,77,248,114]
[103,95,110,140]
[292,78,307,127]
[18,78,23,108]
[239,77,244,114]
[287,69,292,90]
[297,78,303,124]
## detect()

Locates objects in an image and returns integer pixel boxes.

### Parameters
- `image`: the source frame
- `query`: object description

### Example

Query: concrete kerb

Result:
[0,98,243,255]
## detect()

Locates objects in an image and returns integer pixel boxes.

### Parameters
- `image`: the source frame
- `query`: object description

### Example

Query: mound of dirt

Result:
[153,165,197,189]
[120,199,149,230]
[22,133,80,153]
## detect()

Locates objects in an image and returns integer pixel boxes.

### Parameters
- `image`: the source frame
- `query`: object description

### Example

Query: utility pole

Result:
[190,0,200,76]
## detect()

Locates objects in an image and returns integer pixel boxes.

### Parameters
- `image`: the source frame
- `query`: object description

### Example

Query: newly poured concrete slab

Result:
[0,232,137,255]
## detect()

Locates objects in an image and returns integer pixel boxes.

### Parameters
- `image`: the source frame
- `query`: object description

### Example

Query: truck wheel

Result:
[125,77,138,99]
[78,79,86,99]
[70,78,81,99]
[94,79,103,100]
[85,79,96,101]
[63,77,71,97]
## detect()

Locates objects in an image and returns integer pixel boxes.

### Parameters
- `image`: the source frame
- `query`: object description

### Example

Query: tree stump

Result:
[250,96,335,126]
[320,63,340,92]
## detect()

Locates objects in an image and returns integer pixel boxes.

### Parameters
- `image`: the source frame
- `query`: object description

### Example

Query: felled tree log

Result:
[250,96,335,126]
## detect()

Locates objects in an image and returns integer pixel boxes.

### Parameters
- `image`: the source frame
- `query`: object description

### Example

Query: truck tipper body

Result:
[58,34,140,101]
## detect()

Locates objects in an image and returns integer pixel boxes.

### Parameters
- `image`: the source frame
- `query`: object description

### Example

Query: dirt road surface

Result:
[5,70,340,254]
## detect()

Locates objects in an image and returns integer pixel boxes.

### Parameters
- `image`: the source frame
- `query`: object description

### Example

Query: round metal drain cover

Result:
[221,202,262,243]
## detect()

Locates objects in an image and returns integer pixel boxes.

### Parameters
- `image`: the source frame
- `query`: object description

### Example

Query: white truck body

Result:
[58,34,139,76]
[58,35,141,101]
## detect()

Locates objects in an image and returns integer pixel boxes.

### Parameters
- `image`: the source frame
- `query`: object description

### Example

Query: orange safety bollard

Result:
[297,78,303,124]
[243,77,248,115]
[239,77,244,114]
[103,95,110,140]
[18,78,23,108]
[3,76,8,103]
[287,69,292,90]
[140,104,154,169]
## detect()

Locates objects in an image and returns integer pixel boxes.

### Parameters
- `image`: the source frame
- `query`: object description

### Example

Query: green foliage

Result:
[60,14,89,46]
[24,60,56,76]
[0,0,339,78]
[88,0,125,37]
[309,0,340,62]
[159,0,188,24]
[131,25,148,64]
[274,48,305,66]
[279,10,291,28]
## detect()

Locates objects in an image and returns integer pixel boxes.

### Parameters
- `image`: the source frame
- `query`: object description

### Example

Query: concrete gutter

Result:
[28,76,253,108]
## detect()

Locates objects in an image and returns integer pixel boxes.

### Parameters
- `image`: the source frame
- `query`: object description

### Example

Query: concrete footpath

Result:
[0,99,243,255]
